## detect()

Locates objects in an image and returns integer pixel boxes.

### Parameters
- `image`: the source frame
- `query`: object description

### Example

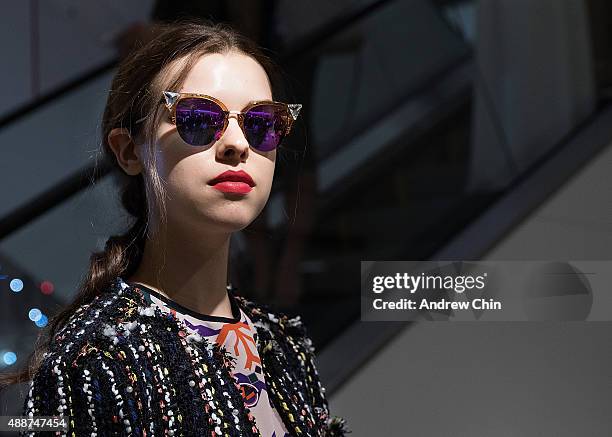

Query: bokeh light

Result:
[35,314,48,328]
[3,351,17,366]
[40,280,54,295]
[28,308,42,322]
[10,278,23,292]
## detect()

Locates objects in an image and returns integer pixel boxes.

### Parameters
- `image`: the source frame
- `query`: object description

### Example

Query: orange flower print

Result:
[216,321,261,371]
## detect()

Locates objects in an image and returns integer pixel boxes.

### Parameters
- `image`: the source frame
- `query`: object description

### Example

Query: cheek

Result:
[255,157,275,196]
[160,152,276,225]
[151,143,206,209]
[162,156,208,204]
[152,135,187,180]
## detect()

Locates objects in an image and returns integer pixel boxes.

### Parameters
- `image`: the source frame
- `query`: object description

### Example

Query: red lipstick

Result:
[208,170,255,195]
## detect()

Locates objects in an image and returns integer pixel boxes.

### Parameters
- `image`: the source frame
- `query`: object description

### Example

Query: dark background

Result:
[1,0,611,435]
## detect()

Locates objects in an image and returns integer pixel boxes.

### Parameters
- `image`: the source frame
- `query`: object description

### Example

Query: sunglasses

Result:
[161,91,302,151]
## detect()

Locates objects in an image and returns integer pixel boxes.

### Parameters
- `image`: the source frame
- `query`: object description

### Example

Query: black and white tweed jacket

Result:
[21,277,350,436]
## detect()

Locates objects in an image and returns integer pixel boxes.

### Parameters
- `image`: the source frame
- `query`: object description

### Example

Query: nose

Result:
[215,113,249,162]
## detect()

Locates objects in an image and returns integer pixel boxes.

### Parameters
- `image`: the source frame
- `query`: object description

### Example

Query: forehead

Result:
[178,52,272,108]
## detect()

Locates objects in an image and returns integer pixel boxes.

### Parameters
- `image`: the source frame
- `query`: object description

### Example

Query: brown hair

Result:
[0,18,289,390]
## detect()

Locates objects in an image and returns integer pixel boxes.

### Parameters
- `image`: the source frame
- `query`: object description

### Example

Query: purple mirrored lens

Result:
[243,105,289,151]
[175,98,226,146]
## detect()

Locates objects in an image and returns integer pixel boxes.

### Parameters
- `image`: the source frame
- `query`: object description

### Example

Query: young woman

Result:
[2,20,349,436]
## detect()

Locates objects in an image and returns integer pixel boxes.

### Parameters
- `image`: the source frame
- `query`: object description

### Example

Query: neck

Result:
[126,218,234,319]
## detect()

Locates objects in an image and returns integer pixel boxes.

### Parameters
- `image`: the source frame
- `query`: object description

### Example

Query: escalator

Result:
[0,0,610,423]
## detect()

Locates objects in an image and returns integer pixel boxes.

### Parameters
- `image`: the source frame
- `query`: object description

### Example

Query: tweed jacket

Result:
[21,277,349,436]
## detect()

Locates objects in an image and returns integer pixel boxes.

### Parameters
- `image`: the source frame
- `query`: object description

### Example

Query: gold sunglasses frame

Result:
[161,91,302,147]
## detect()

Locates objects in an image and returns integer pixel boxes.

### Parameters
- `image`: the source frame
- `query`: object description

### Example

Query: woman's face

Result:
[152,52,276,235]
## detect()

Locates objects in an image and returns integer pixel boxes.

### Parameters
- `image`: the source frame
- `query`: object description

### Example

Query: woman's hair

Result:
[0,18,288,390]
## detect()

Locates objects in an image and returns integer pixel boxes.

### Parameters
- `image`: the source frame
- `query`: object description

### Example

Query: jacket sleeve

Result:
[21,346,143,436]
[291,318,351,436]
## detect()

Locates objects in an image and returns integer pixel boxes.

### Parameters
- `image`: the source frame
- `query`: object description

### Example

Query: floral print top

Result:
[132,282,290,437]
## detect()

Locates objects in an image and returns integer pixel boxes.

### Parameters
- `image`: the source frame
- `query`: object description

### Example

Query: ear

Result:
[107,128,143,176]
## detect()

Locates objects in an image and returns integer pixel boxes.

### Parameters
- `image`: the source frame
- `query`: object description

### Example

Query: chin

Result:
[214,219,253,234]
[203,210,259,232]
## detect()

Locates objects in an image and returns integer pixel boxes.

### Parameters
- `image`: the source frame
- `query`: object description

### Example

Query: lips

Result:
[208,170,255,194]
[208,169,255,187]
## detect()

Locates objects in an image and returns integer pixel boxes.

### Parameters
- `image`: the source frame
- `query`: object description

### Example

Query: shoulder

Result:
[230,288,303,332]
[25,278,173,426]
[43,277,166,368]
[48,278,314,357]
[45,278,316,366]
[231,291,322,396]
[231,290,316,354]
